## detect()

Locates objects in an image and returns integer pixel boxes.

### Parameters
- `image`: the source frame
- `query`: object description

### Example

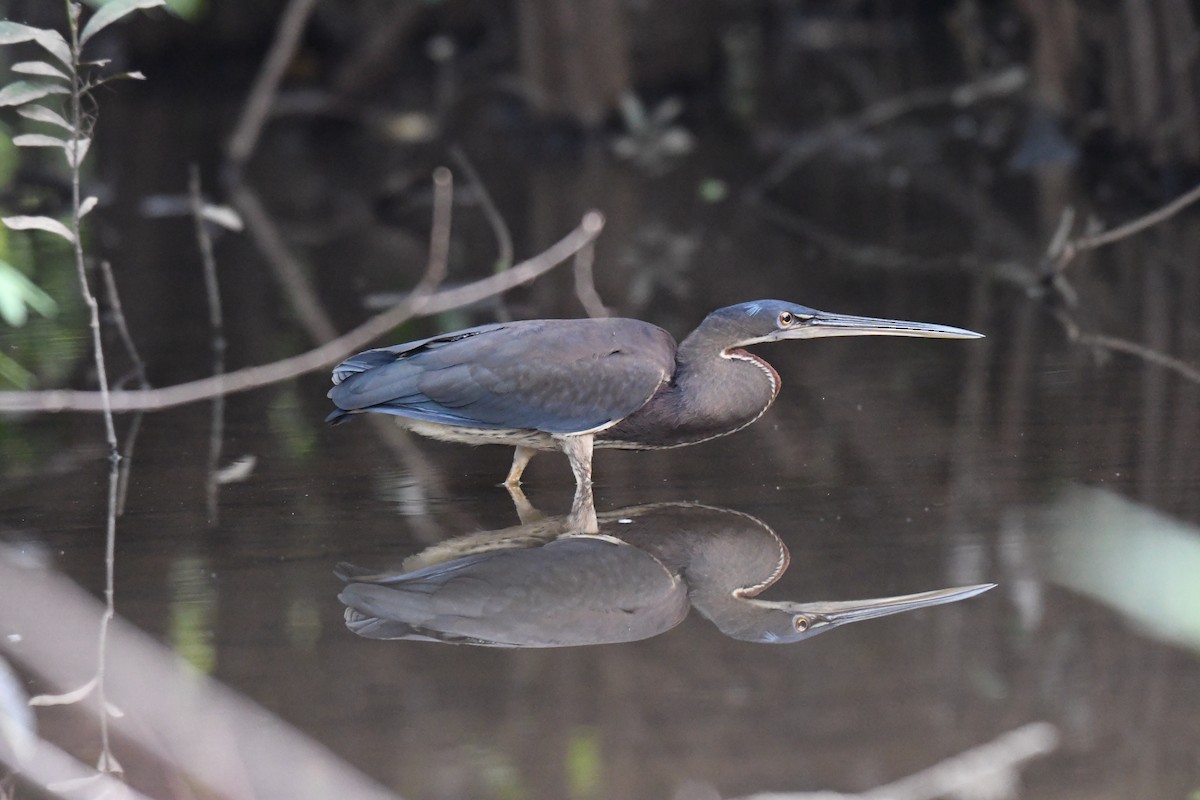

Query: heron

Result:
[327,300,981,492]
[337,502,995,647]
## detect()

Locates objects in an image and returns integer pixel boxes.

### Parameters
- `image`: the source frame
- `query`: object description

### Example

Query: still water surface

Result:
[2,82,1199,800]
[5,274,1199,799]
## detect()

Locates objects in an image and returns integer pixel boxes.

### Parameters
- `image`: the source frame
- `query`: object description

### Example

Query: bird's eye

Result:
[794,616,809,632]
[778,311,795,326]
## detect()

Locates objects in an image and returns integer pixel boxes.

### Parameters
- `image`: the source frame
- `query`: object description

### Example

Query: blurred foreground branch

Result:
[0,557,402,799]
[730,722,1058,800]
[0,211,604,414]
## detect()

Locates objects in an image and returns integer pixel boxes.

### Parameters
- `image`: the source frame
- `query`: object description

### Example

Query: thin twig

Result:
[450,146,513,271]
[414,166,454,297]
[65,2,116,454]
[754,66,1028,194]
[0,212,605,413]
[225,0,320,171]
[95,451,120,776]
[99,262,147,390]
[1055,180,1200,271]
[451,146,513,321]
[190,166,227,525]
[99,261,147,517]
[231,183,339,343]
[572,240,608,318]
[62,5,122,776]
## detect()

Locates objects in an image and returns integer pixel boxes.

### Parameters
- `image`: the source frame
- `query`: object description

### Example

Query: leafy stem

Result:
[64,0,118,454]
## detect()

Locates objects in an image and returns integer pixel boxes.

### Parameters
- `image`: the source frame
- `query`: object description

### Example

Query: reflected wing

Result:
[338,539,688,647]
[327,319,676,434]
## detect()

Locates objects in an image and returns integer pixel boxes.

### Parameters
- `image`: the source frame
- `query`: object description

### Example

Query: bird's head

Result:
[705,300,983,348]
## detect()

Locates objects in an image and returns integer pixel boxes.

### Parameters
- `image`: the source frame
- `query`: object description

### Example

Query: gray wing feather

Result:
[328,318,676,433]
[338,539,688,647]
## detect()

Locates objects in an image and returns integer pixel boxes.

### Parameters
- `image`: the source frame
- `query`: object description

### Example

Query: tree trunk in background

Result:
[1083,0,1199,164]
[516,0,632,127]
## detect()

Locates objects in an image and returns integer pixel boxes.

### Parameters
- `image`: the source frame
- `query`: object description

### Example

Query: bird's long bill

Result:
[806,583,995,628]
[782,311,983,340]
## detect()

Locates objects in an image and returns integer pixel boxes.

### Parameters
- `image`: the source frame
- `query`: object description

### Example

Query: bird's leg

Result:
[568,481,598,534]
[558,434,594,488]
[505,446,537,487]
[558,434,598,534]
[504,483,544,525]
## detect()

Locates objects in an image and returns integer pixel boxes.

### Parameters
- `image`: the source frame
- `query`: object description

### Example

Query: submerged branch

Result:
[1053,309,1200,384]
[191,166,228,525]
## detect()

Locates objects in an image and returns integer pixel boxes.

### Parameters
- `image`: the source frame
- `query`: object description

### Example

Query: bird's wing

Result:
[338,539,688,647]
[328,319,676,434]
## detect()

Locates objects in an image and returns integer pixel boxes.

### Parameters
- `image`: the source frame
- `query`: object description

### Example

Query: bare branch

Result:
[99,262,147,390]
[190,165,227,525]
[755,66,1028,194]
[451,146,513,271]
[232,183,339,343]
[572,239,608,318]
[0,212,605,414]
[99,260,148,517]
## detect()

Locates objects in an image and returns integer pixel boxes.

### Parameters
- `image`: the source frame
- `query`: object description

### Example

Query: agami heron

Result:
[327,300,981,489]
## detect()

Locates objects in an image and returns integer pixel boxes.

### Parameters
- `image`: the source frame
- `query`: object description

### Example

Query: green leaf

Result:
[0,21,50,46]
[11,60,70,81]
[0,351,35,388]
[0,80,69,108]
[34,31,72,67]
[80,0,167,46]
[0,23,75,67]
[1,215,76,243]
[13,133,67,148]
[16,104,74,132]
[0,258,58,327]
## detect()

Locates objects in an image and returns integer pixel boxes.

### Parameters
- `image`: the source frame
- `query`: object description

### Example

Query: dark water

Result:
[3,56,1200,800]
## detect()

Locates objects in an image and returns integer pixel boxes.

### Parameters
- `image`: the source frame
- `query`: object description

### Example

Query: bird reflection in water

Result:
[337,502,993,647]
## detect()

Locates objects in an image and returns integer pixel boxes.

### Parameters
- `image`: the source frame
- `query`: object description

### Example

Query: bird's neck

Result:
[639,513,795,643]
[670,332,781,440]
[599,327,782,449]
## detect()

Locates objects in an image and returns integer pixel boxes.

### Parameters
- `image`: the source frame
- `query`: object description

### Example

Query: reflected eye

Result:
[794,616,809,632]
[778,311,795,326]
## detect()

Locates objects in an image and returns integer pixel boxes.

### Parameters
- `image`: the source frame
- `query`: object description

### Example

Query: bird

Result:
[326,300,982,492]
[336,502,995,647]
